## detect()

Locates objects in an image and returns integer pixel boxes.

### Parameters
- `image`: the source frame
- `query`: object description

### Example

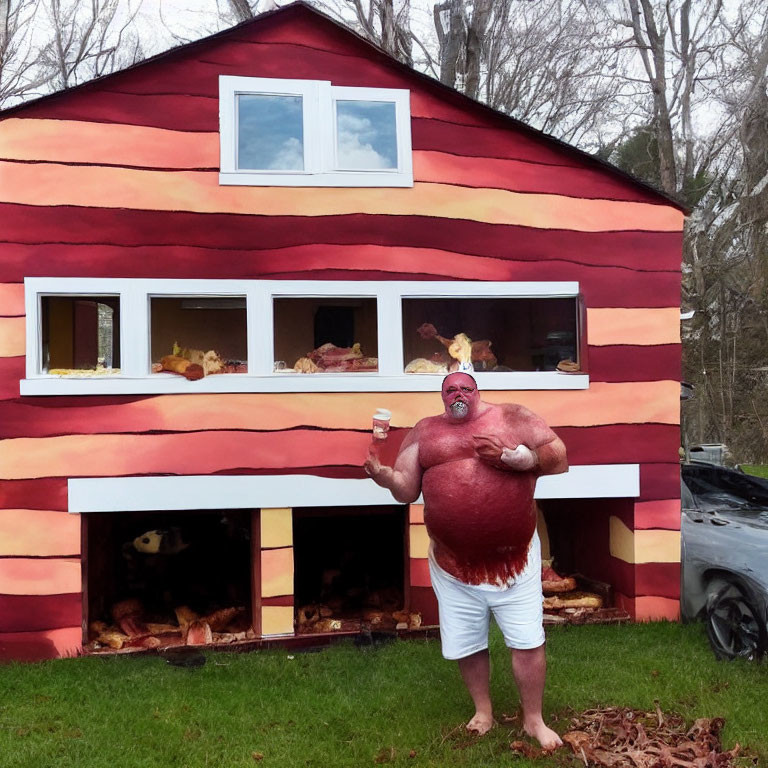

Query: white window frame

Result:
[219,76,413,187]
[22,278,588,396]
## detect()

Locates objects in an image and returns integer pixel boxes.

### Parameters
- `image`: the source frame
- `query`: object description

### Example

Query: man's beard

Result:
[450,400,469,418]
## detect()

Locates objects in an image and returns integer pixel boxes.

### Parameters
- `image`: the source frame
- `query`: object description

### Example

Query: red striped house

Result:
[0,2,684,661]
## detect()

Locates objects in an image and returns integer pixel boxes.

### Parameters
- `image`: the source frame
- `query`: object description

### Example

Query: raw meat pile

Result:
[86,598,253,652]
[292,342,378,373]
[559,706,742,767]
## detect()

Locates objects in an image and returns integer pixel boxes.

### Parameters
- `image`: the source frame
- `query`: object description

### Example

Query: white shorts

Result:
[428,531,545,660]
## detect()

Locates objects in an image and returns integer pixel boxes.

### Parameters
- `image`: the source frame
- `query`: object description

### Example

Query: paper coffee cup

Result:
[372,408,391,439]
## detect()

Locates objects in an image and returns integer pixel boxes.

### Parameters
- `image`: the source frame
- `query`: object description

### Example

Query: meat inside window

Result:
[150,297,248,380]
[402,297,579,374]
[41,295,120,376]
[273,298,378,373]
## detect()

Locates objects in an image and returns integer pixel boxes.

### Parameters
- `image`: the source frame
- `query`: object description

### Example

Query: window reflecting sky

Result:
[237,94,304,171]
[336,100,397,169]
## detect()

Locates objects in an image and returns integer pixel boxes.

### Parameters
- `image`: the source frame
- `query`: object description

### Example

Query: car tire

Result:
[705,580,767,661]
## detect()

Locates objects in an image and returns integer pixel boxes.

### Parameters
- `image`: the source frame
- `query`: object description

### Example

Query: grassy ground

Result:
[741,464,768,479]
[1,622,766,768]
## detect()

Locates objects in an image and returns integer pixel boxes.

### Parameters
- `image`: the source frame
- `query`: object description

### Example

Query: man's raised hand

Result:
[500,444,538,471]
[364,449,383,478]
[472,434,507,469]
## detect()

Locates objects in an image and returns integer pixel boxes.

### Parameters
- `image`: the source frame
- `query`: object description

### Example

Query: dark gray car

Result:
[681,462,768,660]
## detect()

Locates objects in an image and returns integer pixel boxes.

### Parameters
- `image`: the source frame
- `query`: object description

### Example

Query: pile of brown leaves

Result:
[557,705,742,767]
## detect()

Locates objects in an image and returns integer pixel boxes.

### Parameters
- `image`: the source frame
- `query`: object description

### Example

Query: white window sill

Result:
[20,371,589,396]
[218,171,414,187]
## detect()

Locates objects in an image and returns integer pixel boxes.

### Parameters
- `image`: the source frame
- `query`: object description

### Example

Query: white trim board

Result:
[21,371,589,395]
[68,465,640,513]
[23,277,585,396]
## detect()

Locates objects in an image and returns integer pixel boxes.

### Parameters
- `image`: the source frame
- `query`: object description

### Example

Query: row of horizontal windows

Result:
[37,294,580,379]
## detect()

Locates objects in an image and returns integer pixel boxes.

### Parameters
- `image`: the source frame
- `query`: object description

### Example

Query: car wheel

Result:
[705,581,767,661]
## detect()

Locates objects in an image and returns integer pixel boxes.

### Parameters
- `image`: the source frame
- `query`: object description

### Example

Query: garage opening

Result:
[292,505,420,634]
[83,509,254,652]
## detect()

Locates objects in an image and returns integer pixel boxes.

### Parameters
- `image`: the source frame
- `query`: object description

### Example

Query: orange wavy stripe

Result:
[0,118,219,168]
[409,504,425,524]
[587,308,680,346]
[634,596,680,622]
[0,509,80,556]
[0,429,370,479]
[0,283,24,316]
[0,558,81,595]
[0,161,684,232]
[6,382,680,437]
[261,547,294,598]
[0,316,25,356]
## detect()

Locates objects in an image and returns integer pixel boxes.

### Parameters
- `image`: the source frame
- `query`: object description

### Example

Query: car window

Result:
[695,490,754,512]
[681,480,697,510]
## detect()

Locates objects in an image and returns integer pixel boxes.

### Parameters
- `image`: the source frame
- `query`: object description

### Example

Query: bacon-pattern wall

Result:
[0,4,683,660]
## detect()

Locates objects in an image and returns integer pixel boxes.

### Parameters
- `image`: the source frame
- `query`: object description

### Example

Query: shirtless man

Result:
[364,372,567,750]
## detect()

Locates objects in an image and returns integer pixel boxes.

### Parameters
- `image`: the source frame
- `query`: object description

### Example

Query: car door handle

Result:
[710,518,729,526]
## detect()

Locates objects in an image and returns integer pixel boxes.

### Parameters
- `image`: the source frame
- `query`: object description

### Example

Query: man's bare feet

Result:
[466,711,494,736]
[523,718,562,751]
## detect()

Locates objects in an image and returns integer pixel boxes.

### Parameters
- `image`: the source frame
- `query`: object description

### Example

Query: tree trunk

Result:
[226,0,254,23]
[434,0,464,88]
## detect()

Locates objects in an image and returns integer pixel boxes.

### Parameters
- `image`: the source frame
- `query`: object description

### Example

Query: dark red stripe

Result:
[588,345,681,382]
[555,425,680,465]
[261,595,294,607]
[0,206,683,272]
[608,558,634,600]
[639,463,681,502]
[95,42,494,128]
[214,466,367,479]
[258,268,681,308]
[610,560,680,600]
[0,357,23,401]
[0,244,682,299]
[0,593,82,633]
[408,586,438,626]
[0,253,681,310]
[636,562,680,599]
[0,478,69,511]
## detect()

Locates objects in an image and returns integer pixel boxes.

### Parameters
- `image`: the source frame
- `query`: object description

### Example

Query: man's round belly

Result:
[422,458,536,570]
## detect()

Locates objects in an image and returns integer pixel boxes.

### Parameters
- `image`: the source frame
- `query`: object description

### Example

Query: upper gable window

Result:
[219,76,412,187]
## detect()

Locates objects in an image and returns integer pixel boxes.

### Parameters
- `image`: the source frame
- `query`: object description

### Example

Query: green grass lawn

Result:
[1,622,766,768]
[741,465,768,479]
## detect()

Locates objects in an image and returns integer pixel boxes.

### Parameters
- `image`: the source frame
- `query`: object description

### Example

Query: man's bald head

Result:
[442,371,477,392]
[441,372,481,420]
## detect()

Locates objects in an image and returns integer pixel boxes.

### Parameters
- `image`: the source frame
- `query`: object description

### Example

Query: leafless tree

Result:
[33,0,144,90]
[0,0,56,106]
[676,1,768,458]
[225,0,256,23]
